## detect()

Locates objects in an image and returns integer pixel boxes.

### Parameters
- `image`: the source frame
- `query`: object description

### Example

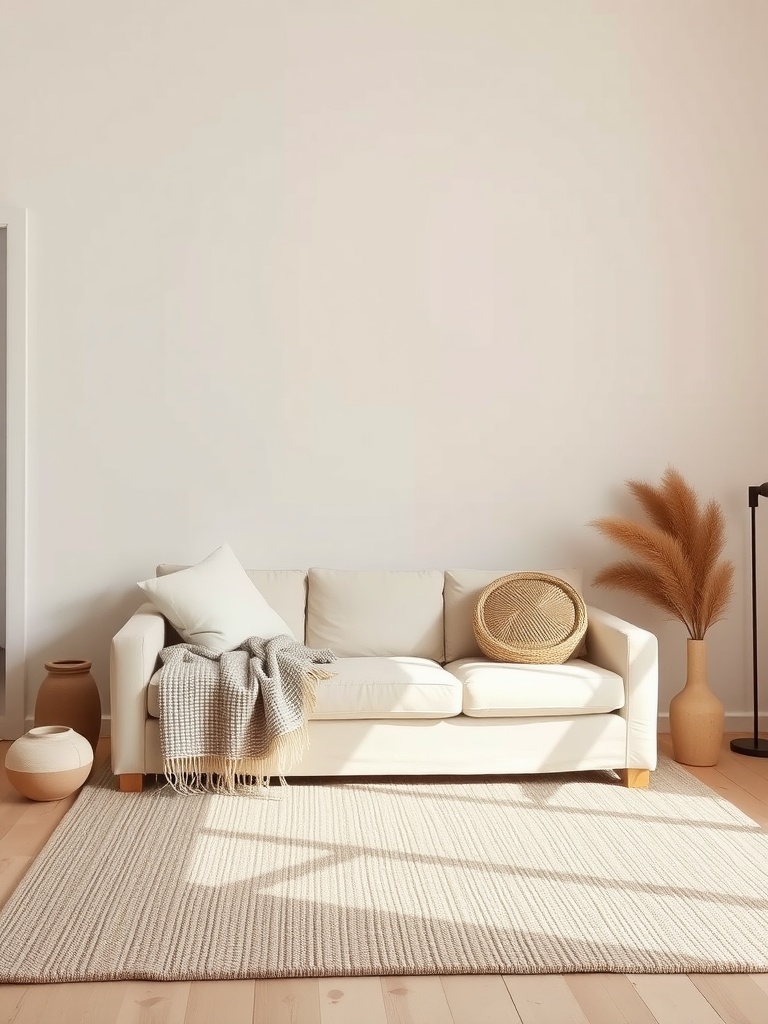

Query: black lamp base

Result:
[730,736,768,758]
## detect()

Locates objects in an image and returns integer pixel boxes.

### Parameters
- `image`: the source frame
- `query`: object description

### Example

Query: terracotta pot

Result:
[669,638,724,766]
[34,659,101,753]
[5,726,93,801]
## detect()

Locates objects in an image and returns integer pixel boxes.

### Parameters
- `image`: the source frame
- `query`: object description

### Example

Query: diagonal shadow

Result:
[193,825,768,913]
[298,781,764,837]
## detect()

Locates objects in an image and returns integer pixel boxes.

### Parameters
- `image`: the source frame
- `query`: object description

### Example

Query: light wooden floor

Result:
[0,735,767,1024]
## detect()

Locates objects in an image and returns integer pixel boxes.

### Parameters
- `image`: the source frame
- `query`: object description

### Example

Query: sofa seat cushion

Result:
[444,658,625,718]
[147,656,463,721]
[310,657,462,719]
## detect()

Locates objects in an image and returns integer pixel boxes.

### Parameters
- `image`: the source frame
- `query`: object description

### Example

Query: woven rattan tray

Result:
[472,571,587,664]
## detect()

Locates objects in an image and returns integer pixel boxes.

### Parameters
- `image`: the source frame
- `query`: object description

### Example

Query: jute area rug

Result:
[0,756,766,982]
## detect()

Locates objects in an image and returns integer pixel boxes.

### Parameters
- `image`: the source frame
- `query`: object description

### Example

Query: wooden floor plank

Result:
[252,978,321,1024]
[184,980,255,1024]
[747,974,768,1000]
[0,792,42,844]
[690,974,768,1024]
[0,854,33,909]
[13,980,128,1024]
[8,985,59,1024]
[2,794,78,849]
[442,974,524,1024]
[319,977,388,1024]
[719,735,768,783]
[503,976,590,1024]
[115,981,192,1024]
[630,976,725,1024]
[566,973,660,1024]
[716,749,768,806]
[381,976,454,1024]
[0,984,28,1023]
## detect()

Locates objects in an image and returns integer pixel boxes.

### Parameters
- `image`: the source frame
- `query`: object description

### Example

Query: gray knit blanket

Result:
[157,635,336,793]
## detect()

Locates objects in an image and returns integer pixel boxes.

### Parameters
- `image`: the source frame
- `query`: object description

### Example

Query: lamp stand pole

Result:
[731,484,768,757]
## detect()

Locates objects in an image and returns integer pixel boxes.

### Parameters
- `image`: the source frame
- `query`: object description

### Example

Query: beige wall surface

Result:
[0,228,6,652]
[0,1,767,723]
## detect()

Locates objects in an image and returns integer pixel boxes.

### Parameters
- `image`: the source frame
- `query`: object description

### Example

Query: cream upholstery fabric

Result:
[310,657,461,719]
[445,657,624,718]
[586,605,659,770]
[147,655,461,721]
[443,568,584,663]
[306,568,445,660]
[157,564,307,642]
[110,603,166,776]
[143,714,629,776]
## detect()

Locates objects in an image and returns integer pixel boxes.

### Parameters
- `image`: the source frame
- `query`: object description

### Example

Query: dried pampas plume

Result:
[591,468,734,640]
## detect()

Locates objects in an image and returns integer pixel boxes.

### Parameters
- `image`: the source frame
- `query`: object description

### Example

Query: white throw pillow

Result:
[137,543,294,652]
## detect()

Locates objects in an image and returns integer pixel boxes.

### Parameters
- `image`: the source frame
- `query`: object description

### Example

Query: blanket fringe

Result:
[163,665,334,795]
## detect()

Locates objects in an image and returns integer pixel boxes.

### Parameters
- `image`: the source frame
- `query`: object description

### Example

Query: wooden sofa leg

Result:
[618,769,650,789]
[118,774,144,793]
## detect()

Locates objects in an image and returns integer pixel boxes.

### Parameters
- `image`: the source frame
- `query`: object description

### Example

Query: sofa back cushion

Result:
[157,565,308,643]
[306,568,445,660]
[443,568,584,663]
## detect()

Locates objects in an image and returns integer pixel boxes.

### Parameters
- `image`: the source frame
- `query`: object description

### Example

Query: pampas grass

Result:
[592,468,734,640]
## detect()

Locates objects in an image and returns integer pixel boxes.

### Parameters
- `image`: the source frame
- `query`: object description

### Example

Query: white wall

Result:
[0,228,6,652]
[0,1,767,725]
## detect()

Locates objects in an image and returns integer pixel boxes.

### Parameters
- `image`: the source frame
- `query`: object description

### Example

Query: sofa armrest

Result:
[586,605,659,770]
[110,602,165,775]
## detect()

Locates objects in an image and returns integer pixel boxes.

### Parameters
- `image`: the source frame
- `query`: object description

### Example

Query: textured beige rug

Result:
[0,757,767,981]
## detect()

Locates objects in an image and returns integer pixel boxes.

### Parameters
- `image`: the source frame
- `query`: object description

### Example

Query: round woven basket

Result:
[473,572,587,665]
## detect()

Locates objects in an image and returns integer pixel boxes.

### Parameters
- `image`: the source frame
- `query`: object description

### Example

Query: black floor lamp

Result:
[731,482,768,757]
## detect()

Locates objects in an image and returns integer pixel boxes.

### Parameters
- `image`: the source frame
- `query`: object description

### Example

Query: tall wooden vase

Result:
[669,639,724,766]
[34,660,101,754]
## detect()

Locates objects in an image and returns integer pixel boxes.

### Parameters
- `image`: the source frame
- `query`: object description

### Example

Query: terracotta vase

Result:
[34,659,101,753]
[669,638,724,767]
[5,726,93,801]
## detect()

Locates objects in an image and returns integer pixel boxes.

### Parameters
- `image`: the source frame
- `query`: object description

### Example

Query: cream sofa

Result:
[110,566,659,792]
